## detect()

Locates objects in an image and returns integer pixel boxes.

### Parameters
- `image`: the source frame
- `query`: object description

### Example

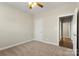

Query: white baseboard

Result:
[0,40,32,51]
[33,39,58,46]
[0,39,58,51]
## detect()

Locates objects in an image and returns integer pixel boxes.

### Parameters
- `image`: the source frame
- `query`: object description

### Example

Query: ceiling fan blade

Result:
[28,2,43,9]
[37,3,43,8]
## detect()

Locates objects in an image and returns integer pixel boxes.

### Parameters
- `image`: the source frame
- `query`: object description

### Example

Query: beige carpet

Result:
[0,40,74,56]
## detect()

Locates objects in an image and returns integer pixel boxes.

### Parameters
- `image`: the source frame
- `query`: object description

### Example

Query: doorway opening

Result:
[59,15,73,49]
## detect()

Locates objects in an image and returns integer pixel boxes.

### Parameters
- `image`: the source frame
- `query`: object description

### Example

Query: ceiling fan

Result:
[28,2,43,9]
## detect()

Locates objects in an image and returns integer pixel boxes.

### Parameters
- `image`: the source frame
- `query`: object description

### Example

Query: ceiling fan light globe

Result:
[28,2,32,5]
[33,2,37,6]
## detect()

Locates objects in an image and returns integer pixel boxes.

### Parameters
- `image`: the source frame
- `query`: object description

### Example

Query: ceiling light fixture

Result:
[28,2,43,9]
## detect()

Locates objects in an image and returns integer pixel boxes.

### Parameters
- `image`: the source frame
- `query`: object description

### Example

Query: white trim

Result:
[57,13,74,18]
[0,40,32,51]
[73,8,78,56]
[0,39,58,51]
[34,39,58,46]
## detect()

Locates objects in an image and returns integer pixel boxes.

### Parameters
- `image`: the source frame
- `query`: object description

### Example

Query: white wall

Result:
[34,18,44,40]
[0,3,33,48]
[34,4,76,45]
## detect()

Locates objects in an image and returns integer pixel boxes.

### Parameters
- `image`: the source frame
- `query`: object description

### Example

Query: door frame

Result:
[57,13,74,47]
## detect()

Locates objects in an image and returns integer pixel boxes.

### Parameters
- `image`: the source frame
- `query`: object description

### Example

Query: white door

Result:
[71,8,78,56]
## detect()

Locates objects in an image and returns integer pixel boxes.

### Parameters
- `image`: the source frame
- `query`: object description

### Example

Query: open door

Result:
[71,8,77,56]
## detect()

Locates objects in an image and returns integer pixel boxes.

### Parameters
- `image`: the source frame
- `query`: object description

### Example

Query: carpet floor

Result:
[0,40,74,56]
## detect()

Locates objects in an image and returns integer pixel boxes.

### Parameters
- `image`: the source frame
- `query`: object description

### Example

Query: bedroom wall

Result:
[0,3,33,49]
[34,3,76,45]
